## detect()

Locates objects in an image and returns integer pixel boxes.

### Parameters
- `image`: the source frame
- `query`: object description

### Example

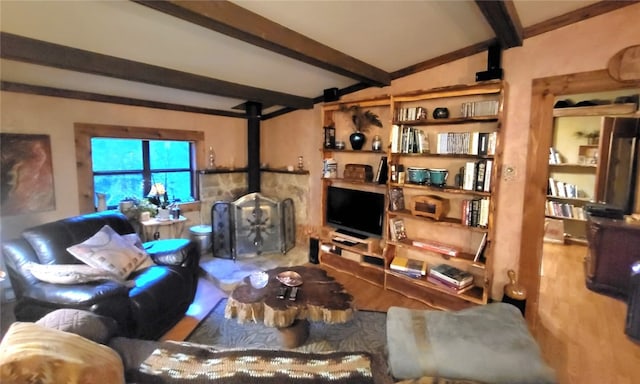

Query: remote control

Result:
[277,286,288,299]
[288,286,299,301]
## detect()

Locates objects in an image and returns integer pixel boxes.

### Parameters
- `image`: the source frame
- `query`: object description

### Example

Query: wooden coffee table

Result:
[225,265,355,347]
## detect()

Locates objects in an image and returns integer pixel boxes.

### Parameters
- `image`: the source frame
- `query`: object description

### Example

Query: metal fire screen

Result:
[211,192,295,259]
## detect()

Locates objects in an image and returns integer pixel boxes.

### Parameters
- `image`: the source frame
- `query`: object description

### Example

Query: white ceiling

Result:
[0,0,610,117]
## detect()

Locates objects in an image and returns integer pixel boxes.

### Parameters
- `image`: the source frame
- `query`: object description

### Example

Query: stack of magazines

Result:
[427,264,474,294]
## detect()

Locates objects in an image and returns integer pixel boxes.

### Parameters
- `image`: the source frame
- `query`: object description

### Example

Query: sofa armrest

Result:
[144,239,200,270]
[23,280,131,306]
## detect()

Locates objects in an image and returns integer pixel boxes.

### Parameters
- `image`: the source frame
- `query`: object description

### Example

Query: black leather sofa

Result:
[2,211,200,339]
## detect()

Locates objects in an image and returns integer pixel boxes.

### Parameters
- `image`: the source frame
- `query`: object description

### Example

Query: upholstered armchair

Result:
[2,211,200,339]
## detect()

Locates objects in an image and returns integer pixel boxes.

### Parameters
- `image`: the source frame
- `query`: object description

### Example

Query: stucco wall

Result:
[0,94,247,241]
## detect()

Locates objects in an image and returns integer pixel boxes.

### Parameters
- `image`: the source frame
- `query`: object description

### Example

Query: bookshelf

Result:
[384,81,505,308]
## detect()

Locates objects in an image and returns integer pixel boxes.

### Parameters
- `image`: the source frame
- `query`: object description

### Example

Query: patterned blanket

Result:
[109,338,392,384]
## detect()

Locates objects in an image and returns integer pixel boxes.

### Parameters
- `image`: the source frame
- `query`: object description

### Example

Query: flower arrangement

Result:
[147,182,169,209]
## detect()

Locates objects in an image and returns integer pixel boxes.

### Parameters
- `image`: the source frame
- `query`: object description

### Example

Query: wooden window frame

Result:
[75,123,205,214]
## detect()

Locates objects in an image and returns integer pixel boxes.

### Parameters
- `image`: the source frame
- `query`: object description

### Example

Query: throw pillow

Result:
[122,233,155,270]
[67,225,150,279]
[0,322,124,384]
[24,262,126,285]
[36,309,119,345]
[386,303,556,384]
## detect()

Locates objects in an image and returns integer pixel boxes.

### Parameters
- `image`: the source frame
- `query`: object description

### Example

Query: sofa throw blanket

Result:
[110,338,388,384]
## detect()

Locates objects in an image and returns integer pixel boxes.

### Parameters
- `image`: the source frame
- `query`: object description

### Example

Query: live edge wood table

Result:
[225,265,355,348]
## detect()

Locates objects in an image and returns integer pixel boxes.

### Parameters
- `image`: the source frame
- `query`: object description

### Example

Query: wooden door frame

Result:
[519,69,640,329]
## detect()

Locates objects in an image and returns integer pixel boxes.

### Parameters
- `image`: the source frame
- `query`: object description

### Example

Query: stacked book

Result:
[427,264,474,294]
[390,256,427,278]
[435,131,496,156]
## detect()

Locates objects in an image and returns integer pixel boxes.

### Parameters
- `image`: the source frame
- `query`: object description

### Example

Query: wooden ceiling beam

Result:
[0,81,246,118]
[0,32,313,110]
[474,0,523,49]
[132,0,391,87]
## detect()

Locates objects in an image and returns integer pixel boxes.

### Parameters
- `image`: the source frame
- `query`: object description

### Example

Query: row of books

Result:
[389,258,475,293]
[461,159,493,192]
[435,131,497,156]
[548,178,578,198]
[549,147,563,164]
[390,125,430,154]
[394,107,428,122]
[545,200,586,220]
[461,197,490,228]
[460,100,499,118]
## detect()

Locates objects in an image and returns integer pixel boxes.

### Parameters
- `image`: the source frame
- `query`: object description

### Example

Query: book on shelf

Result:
[374,156,388,184]
[428,264,474,287]
[473,233,488,263]
[475,159,486,191]
[388,187,405,212]
[390,256,427,276]
[411,239,460,257]
[389,217,407,241]
[426,275,474,294]
[483,159,493,192]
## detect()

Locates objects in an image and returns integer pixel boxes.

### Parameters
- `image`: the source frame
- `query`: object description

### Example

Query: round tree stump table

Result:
[225,265,355,348]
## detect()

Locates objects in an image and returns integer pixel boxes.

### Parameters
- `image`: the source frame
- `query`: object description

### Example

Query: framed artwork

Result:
[1,133,56,216]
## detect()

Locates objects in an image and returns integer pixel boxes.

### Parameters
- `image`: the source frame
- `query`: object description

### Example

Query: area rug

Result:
[187,299,388,357]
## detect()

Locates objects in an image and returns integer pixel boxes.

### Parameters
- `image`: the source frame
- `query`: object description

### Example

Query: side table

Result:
[140,216,187,241]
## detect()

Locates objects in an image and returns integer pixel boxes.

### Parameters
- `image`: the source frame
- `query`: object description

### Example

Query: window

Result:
[91,138,195,208]
[74,123,205,213]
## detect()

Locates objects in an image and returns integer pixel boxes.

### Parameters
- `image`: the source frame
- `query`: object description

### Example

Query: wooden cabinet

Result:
[383,81,505,308]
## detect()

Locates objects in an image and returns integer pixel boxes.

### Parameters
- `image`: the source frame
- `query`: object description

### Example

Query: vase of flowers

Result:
[339,105,383,150]
[148,182,170,219]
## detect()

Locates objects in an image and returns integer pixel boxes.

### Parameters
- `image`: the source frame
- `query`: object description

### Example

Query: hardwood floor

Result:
[535,243,640,384]
[318,243,640,384]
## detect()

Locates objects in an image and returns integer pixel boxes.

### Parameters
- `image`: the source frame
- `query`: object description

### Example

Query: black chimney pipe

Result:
[246,101,261,193]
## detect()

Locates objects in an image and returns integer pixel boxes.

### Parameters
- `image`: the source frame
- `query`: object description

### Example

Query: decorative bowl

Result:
[249,271,269,289]
[433,107,450,119]
[407,167,429,184]
[277,271,303,287]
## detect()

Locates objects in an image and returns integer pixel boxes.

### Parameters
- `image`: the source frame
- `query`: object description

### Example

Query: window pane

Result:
[94,174,144,208]
[91,138,142,172]
[149,141,190,170]
[151,171,194,202]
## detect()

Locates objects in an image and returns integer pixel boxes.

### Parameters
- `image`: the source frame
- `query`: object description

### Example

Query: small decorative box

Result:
[343,164,374,182]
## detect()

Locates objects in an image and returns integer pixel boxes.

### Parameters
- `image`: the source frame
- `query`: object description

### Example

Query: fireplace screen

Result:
[211,193,295,259]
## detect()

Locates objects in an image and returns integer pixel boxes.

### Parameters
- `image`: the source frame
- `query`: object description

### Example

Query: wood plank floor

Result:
[318,244,640,384]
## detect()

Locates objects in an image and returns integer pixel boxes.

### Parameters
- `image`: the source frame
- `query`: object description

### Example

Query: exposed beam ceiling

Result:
[0,32,314,110]
[133,0,391,88]
[475,0,523,48]
[0,1,634,120]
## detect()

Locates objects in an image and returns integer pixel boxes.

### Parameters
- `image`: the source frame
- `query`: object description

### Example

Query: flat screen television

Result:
[326,186,385,239]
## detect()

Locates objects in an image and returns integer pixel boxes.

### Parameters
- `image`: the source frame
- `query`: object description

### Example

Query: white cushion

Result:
[24,262,125,285]
[67,225,150,279]
[122,233,155,270]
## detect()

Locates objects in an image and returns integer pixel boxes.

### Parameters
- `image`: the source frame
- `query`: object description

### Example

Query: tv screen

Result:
[326,186,385,238]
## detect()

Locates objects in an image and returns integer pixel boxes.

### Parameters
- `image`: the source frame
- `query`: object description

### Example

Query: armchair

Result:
[1,211,200,339]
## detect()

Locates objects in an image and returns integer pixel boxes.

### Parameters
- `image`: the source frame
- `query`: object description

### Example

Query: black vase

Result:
[349,132,366,150]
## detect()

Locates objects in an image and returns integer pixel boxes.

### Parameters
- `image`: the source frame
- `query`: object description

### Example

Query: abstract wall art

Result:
[1,133,56,216]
